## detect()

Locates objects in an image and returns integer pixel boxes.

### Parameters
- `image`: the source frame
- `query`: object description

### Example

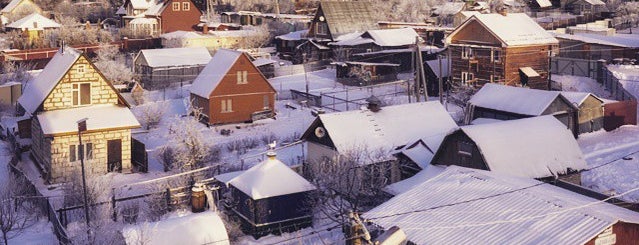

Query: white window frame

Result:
[461,72,474,85]
[182,2,190,11]
[236,71,248,84]
[221,99,233,113]
[172,2,180,11]
[72,82,92,106]
[461,46,473,59]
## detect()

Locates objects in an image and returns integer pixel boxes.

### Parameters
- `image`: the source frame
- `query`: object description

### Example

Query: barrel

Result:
[191,183,207,213]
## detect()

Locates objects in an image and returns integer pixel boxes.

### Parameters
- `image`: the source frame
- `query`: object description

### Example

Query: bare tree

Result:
[164,103,212,172]
[134,101,166,130]
[307,147,392,230]
[0,174,36,245]
[616,2,639,34]
[239,25,271,50]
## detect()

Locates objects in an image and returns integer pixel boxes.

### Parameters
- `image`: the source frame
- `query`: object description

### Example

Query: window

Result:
[33,21,38,28]
[76,64,86,73]
[182,2,190,11]
[457,141,473,156]
[236,71,248,84]
[263,95,270,109]
[492,49,501,63]
[316,22,326,34]
[493,75,502,83]
[69,143,93,162]
[461,46,473,59]
[72,83,91,106]
[221,99,233,112]
[461,72,474,85]
[172,2,180,11]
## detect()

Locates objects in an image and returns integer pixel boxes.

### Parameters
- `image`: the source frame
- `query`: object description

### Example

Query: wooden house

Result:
[365,166,639,244]
[329,28,420,62]
[0,0,41,27]
[119,0,202,37]
[133,47,211,90]
[306,1,378,42]
[17,47,140,184]
[274,29,308,60]
[553,32,639,61]
[432,116,587,183]
[446,12,559,90]
[226,152,316,238]
[252,58,276,79]
[467,83,579,136]
[334,61,399,86]
[5,13,60,40]
[189,49,276,125]
[301,101,458,184]
[561,92,604,134]
[425,58,450,96]
[562,0,606,15]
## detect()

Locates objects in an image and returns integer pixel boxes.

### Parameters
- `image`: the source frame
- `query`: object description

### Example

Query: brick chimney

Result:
[202,24,209,34]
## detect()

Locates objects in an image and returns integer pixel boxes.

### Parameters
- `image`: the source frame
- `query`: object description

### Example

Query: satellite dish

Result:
[315,127,326,138]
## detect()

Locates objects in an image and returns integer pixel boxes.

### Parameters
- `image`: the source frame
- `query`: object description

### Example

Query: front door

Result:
[107,139,122,172]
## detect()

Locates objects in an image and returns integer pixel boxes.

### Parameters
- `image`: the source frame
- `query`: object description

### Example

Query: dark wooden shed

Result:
[335,61,399,86]
[227,152,316,238]
[561,92,605,134]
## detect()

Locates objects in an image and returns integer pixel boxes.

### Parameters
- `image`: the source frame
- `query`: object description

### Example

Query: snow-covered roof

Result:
[252,57,276,67]
[1,0,27,13]
[363,28,419,47]
[582,0,605,5]
[383,164,445,195]
[425,58,450,78]
[160,30,203,39]
[365,166,639,245]
[143,1,166,16]
[129,17,157,25]
[189,49,242,98]
[469,83,568,116]
[449,13,558,46]
[329,36,374,46]
[470,117,503,125]
[608,64,639,81]
[560,91,602,106]
[6,13,60,30]
[393,139,437,169]
[519,66,540,77]
[275,29,308,41]
[123,212,230,245]
[228,154,316,200]
[553,33,639,48]
[115,5,126,15]
[137,47,211,68]
[129,0,155,9]
[457,116,587,178]
[432,2,465,16]
[37,104,140,135]
[214,170,244,185]
[313,101,458,155]
[18,47,81,114]
[535,0,553,8]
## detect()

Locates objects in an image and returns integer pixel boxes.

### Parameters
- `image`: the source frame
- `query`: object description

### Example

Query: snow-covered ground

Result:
[552,74,613,99]
[0,142,58,244]
[578,126,639,202]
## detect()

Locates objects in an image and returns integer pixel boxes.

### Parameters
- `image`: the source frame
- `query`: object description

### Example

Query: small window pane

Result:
[221,99,226,112]
[86,143,93,160]
[236,71,242,84]
[227,99,232,112]
[80,83,91,105]
[69,145,76,162]
[73,90,79,105]
[242,71,248,83]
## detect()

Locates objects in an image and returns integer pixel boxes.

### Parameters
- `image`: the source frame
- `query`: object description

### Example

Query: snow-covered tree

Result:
[93,44,133,84]
[162,103,212,172]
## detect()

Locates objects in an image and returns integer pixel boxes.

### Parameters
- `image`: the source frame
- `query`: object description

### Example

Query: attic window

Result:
[457,141,473,157]
[492,49,501,63]
[76,64,86,74]
[316,22,327,35]
[182,2,190,11]
[172,2,180,11]
[236,71,248,84]
[33,21,38,28]
[72,83,91,106]
[461,46,473,59]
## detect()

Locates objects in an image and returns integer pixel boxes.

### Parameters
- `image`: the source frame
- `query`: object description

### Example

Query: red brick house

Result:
[118,0,202,36]
[190,49,276,125]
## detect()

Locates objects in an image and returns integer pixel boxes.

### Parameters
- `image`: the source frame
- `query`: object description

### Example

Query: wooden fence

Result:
[131,138,148,173]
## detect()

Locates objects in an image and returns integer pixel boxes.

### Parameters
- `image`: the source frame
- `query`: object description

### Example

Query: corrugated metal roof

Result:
[364,166,639,244]
[318,1,379,40]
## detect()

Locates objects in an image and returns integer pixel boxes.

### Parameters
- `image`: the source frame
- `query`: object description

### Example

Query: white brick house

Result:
[18,47,140,184]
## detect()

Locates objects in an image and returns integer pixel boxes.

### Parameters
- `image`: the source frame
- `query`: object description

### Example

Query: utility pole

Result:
[413,37,419,102]
[438,54,444,104]
[77,118,91,240]
[303,53,309,95]
[416,36,428,101]
[275,0,281,19]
